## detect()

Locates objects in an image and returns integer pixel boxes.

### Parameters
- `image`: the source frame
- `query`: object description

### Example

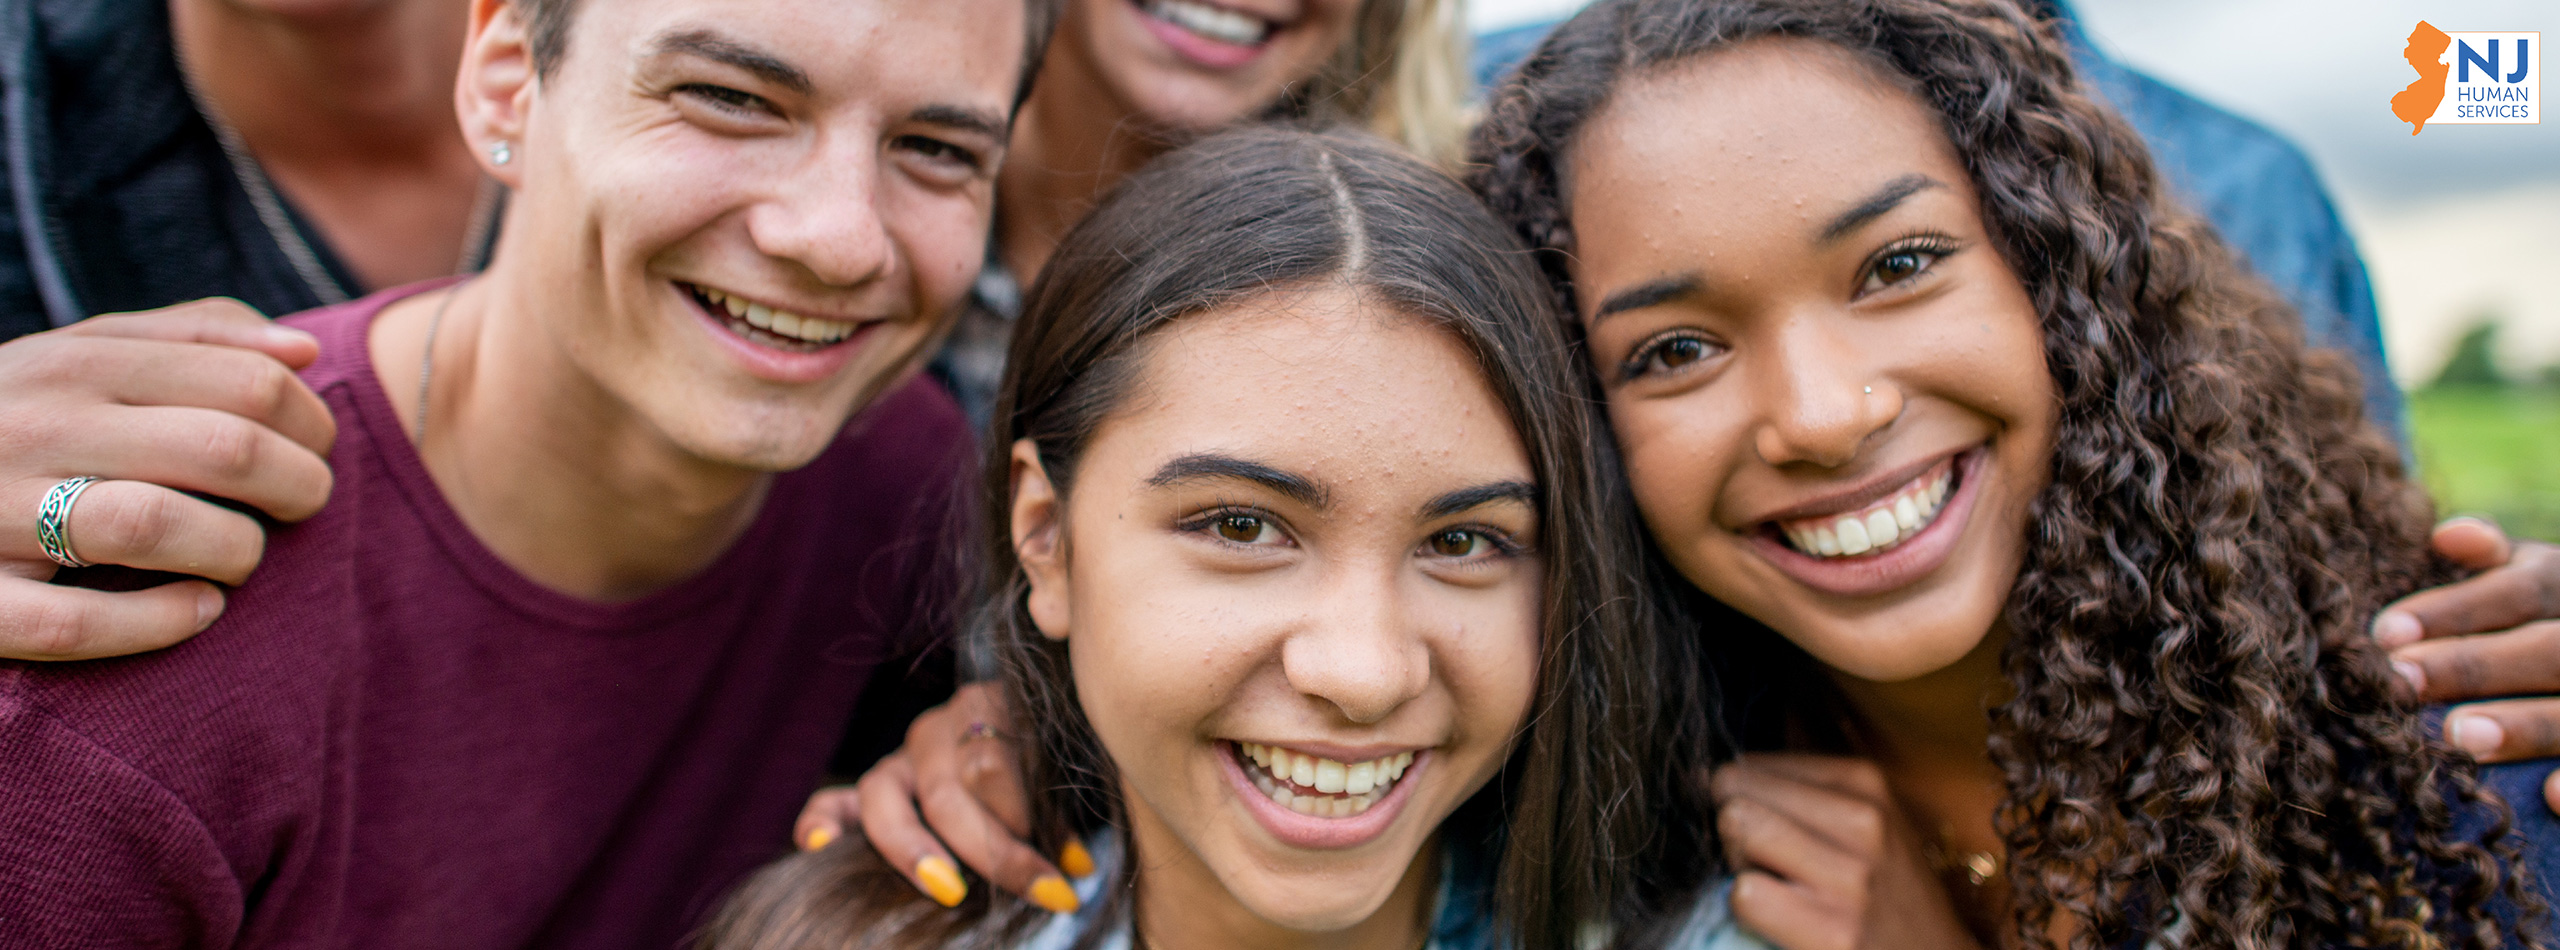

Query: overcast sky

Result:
[1465,0,2560,382]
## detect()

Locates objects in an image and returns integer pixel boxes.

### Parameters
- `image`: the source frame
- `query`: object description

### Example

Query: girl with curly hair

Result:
[1466,0,2551,947]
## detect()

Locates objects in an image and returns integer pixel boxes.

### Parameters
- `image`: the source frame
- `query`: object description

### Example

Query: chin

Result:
[1225,869,1408,934]
[1796,617,1994,684]
[654,400,855,473]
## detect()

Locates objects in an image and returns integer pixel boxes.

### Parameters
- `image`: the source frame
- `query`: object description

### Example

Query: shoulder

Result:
[1652,878,1780,950]
[2472,758,2560,911]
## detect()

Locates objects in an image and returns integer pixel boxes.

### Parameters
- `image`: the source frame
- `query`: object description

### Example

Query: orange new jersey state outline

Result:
[2391,20,2452,134]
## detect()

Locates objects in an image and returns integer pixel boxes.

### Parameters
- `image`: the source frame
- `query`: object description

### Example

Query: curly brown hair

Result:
[1467,1,2545,948]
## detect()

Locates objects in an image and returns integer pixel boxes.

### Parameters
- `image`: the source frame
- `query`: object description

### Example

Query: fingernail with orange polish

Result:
[915,856,967,907]
[1059,839,1095,878]
[801,826,836,853]
[1028,874,1080,914]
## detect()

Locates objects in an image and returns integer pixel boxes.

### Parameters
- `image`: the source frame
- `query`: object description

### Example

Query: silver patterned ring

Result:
[36,476,102,569]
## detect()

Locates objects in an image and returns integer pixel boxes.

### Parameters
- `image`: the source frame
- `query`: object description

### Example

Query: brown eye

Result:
[1657,337,1709,369]
[1429,529,1485,558]
[1873,251,1924,285]
[1626,333,1721,381]
[1216,515,1269,544]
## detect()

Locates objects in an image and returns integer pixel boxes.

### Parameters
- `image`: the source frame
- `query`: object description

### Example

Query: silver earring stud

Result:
[490,141,513,165]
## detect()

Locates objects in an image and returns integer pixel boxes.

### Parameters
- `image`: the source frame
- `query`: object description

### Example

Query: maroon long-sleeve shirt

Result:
[0,286,972,949]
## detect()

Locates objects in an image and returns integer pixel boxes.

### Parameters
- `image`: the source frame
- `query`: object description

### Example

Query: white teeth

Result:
[1345,762,1376,795]
[1144,0,1269,46]
[694,285,863,345]
[1864,510,1899,548]
[1835,516,1873,555]
[1238,743,1412,818]
[1780,462,1956,561]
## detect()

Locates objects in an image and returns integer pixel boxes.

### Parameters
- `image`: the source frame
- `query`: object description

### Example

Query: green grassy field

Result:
[2408,386,2560,542]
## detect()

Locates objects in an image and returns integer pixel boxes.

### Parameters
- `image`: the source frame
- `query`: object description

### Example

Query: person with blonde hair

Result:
[933,0,1475,427]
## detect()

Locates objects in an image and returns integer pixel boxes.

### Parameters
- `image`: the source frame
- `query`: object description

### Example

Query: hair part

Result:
[1469,1,2546,948]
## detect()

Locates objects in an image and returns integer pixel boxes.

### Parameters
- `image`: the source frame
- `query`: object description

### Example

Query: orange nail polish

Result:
[1028,874,1080,914]
[1059,838,1095,878]
[915,855,967,907]
[801,826,836,852]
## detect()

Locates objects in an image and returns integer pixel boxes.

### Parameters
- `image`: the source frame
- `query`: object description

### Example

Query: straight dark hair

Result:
[699,125,1712,950]
[1470,1,2545,948]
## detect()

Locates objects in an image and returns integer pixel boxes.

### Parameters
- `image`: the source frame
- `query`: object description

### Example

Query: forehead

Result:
[1567,39,1967,251]
[1098,289,1533,498]
[562,0,1023,109]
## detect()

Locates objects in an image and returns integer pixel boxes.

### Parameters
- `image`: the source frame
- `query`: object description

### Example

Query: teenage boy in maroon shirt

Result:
[0,0,1051,946]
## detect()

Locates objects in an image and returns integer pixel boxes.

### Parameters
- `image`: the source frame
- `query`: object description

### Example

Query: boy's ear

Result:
[456,0,537,187]
[1011,440,1072,641]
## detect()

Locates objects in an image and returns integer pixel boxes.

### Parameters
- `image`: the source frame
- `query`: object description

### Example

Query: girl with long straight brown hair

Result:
[701,126,1713,950]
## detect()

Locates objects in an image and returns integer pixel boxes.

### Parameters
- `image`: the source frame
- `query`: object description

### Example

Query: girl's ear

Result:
[1011,440,1072,641]
[456,0,537,188]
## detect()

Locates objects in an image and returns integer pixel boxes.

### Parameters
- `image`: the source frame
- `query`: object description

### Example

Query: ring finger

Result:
[1,477,266,584]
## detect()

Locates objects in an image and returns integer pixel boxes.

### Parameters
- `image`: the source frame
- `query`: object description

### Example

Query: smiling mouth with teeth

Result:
[1774,458,1959,559]
[682,282,863,352]
[1140,0,1273,46]
[1235,742,1414,819]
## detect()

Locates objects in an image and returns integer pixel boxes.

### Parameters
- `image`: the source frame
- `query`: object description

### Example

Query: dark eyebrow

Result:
[1420,481,1537,521]
[907,104,1011,142]
[650,28,811,95]
[1818,174,1944,244]
[1146,454,1329,510]
[1591,273,1701,324]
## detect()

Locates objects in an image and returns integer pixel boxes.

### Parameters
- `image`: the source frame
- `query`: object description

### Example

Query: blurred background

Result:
[1471,0,2559,538]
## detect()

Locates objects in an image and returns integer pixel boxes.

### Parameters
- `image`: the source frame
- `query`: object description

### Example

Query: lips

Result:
[1746,448,1989,599]
[1235,742,1415,818]
[1139,0,1273,46]
[1776,458,1954,559]
[1221,739,1428,850]
[1133,0,1277,70]
[680,282,867,352]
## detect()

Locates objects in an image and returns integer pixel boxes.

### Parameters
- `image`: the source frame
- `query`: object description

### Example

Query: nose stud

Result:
[490,141,513,166]
[1864,386,1873,394]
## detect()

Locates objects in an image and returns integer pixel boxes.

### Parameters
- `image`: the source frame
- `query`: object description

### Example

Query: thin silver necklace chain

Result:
[413,282,464,443]
[172,39,501,306]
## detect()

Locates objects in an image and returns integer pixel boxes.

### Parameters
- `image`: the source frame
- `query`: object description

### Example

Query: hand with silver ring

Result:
[0,299,338,661]
[35,476,102,568]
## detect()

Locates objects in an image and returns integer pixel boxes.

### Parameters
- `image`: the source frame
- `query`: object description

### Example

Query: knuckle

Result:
[2439,650,2492,694]
[239,359,296,418]
[11,595,90,660]
[1842,807,1885,851]
[83,487,182,561]
[198,416,264,480]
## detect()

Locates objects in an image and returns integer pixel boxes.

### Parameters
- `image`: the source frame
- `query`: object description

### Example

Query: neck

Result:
[1824,626,2012,924]
[372,277,773,603]
[995,60,1178,284]
[170,0,488,291]
[1126,825,1439,950]
[171,0,469,160]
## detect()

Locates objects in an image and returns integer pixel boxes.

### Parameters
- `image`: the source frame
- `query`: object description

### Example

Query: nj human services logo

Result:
[2390,23,2539,134]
